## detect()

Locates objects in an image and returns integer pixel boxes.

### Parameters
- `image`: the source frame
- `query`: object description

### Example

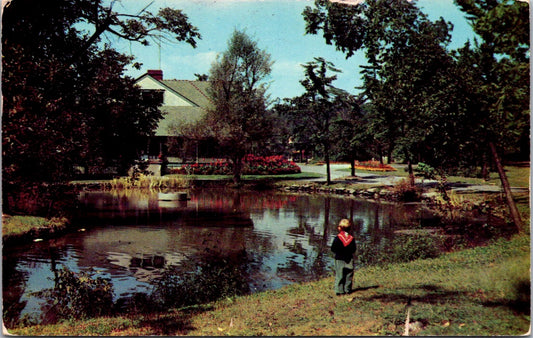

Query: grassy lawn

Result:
[9,234,530,336]
[165,172,324,181]
[2,215,69,240]
[342,164,530,188]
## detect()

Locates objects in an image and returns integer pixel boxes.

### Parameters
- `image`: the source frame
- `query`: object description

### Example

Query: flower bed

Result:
[353,160,396,172]
[169,155,301,176]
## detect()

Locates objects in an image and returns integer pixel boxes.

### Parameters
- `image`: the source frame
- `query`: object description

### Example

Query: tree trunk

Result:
[350,157,355,177]
[407,160,415,187]
[387,144,393,164]
[325,144,331,185]
[232,156,242,184]
[481,149,490,181]
[489,142,523,232]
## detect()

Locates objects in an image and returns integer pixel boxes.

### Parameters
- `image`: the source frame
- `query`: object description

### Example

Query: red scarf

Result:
[338,231,354,247]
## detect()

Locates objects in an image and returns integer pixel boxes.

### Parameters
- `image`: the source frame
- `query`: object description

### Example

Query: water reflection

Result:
[3,189,437,326]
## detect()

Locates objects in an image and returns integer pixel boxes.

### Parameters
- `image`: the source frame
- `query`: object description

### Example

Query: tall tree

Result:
[203,30,274,184]
[453,0,529,231]
[331,96,371,176]
[289,57,348,185]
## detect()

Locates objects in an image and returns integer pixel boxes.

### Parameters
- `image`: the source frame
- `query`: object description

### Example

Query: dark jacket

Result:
[331,232,356,263]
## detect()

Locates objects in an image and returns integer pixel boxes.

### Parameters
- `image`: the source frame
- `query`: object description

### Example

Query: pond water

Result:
[3,189,506,326]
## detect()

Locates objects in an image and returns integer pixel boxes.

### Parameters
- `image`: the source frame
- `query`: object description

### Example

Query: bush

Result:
[415,162,436,180]
[389,179,421,202]
[357,234,443,266]
[35,267,114,322]
[388,235,442,263]
[149,253,250,310]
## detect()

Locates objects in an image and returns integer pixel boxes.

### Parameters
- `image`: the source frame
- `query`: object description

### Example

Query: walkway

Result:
[298,163,529,194]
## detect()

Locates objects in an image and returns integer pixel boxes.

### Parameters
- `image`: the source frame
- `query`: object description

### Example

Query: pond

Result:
[3,188,508,326]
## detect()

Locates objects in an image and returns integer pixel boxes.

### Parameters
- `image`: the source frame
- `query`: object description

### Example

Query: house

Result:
[135,69,214,162]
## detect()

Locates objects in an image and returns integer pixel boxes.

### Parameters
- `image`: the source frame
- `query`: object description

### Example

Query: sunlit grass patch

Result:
[2,215,68,238]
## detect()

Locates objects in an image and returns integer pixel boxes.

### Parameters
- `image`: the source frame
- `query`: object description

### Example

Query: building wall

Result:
[136,76,194,107]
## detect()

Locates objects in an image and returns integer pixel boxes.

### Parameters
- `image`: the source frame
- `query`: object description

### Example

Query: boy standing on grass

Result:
[331,218,357,295]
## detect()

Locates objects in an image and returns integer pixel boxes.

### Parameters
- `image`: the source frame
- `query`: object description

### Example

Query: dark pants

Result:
[334,259,354,294]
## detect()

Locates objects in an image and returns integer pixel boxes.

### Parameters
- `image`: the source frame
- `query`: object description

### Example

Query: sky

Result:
[107,0,477,101]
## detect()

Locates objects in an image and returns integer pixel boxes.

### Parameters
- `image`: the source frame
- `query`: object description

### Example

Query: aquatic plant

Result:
[108,174,191,191]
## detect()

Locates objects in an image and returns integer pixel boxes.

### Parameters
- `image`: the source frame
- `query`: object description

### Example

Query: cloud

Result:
[328,0,365,5]
[165,51,218,68]
[184,0,312,2]
[271,60,306,79]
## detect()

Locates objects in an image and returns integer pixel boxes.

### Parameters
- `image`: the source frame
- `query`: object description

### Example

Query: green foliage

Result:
[453,0,529,159]
[303,0,529,175]
[35,267,114,322]
[358,234,443,266]
[199,30,274,183]
[388,235,442,263]
[2,0,200,209]
[2,215,69,239]
[415,162,437,180]
[148,254,250,311]
[279,57,355,183]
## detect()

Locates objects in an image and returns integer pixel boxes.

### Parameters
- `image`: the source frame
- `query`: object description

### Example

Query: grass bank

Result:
[2,215,70,245]
[9,234,530,336]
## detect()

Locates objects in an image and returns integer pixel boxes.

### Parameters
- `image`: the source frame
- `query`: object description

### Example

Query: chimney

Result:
[147,69,163,81]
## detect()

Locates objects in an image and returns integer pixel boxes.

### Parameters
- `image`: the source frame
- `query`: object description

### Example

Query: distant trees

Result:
[200,30,274,183]
[2,0,200,214]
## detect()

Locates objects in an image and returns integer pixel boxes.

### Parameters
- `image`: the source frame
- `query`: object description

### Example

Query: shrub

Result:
[149,253,250,309]
[35,266,114,322]
[356,234,443,266]
[388,235,442,263]
[389,179,421,202]
[415,162,436,180]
